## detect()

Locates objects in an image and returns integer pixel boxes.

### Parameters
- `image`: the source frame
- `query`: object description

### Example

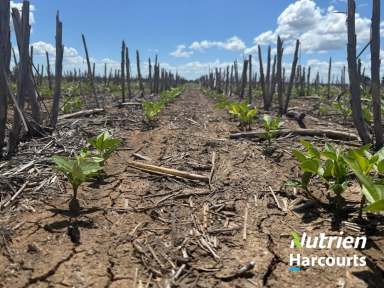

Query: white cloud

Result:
[246,0,373,54]
[31,41,55,56]
[170,45,194,58]
[189,36,246,52]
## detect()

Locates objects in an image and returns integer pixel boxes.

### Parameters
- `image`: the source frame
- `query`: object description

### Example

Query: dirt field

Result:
[1,87,383,287]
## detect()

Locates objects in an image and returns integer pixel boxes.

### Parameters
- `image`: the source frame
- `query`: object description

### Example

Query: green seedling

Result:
[238,103,257,130]
[88,131,122,164]
[344,156,384,213]
[321,144,348,196]
[227,102,257,130]
[332,102,352,121]
[292,140,322,190]
[62,96,83,114]
[143,101,163,122]
[263,114,283,145]
[52,155,102,210]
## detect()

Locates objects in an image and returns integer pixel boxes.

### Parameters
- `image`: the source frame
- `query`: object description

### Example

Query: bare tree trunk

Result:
[284,39,300,114]
[8,3,31,154]
[104,62,107,86]
[276,36,284,114]
[239,59,248,101]
[300,67,306,97]
[125,47,132,99]
[229,65,234,97]
[265,46,271,100]
[121,41,126,102]
[136,50,144,96]
[327,57,332,99]
[371,0,383,148]
[0,0,11,152]
[248,54,252,104]
[225,66,229,96]
[148,58,152,93]
[306,66,311,96]
[347,0,371,144]
[258,45,267,110]
[50,12,63,128]
[234,60,239,95]
[81,33,99,107]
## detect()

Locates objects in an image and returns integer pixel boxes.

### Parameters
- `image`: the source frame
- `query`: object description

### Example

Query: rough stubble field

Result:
[1,87,383,287]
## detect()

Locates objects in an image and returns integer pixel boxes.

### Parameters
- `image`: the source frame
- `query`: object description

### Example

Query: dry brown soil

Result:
[0,87,383,287]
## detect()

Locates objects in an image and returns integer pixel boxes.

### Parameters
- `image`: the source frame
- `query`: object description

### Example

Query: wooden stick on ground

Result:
[209,151,216,186]
[0,181,29,210]
[243,203,249,241]
[269,186,282,210]
[58,108,104,120]
[127,160,210,183]
[230,128,359,142]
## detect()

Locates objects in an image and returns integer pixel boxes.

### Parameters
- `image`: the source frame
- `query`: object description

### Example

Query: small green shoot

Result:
[263,115,283,144]
[52,155,102,201]
[88,131,122,163]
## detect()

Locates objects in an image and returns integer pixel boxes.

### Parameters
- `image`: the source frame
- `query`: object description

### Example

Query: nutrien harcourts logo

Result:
[289,231,367,272]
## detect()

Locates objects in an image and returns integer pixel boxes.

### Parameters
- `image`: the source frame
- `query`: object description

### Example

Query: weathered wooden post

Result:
[347,0,371,144]
[371,0,383,148]
[284,39,300,114]
[50,11,63,128]
[0,0,11,152]
[121,41,126,102]
[81,33,99,107]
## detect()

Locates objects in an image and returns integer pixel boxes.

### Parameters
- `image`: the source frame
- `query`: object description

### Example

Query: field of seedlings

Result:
[0,0,384,287]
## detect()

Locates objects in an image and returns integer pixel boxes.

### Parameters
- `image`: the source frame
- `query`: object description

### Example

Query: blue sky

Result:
[14,0,381,79]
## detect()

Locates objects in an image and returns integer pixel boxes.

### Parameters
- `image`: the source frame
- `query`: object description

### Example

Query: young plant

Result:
[52,155,102,210]
[292,140,322,190]
[143,101,163,122]
[344,157,384,213]
[321,144,348,196]
[214,95,231,109]
[238,103,258,130]
[262,115,283,145]
[88,131,122,164]
[227,102,257,130]
[61,96,84,114]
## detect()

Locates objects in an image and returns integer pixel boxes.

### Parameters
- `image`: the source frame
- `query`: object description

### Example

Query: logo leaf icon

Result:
[291,231,302,248]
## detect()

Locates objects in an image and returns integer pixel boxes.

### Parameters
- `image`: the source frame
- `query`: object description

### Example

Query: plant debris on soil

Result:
[1,88,383,287]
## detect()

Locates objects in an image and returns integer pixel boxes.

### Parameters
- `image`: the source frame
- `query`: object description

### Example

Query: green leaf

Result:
[52,156,75,174]
[345,158,383,203]
[300,140,320,159]
[364,199,384,212]
[292,149,307,162]
[377,160,384,173]
[300,159,321,174]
